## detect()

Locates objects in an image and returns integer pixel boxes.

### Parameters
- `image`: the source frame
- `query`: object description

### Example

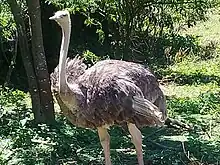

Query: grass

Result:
[183,9,220,48]
[1,8,220,165]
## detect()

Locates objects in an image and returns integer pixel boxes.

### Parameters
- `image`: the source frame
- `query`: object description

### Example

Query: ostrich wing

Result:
[66,56,87,80]
[78,69,165,128]
[114,77,164,126]
[50,56,86,91]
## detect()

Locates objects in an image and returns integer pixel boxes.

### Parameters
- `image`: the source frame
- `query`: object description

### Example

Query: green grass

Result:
[171,58,220,76]
[1,8,220,165]
[183,9,220,48]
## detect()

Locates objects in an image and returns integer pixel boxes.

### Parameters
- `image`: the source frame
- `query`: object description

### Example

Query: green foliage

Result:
[46,0,100,13]
[46,0,219,62]
[167,91,220,115]
[82,50,101,65]
[0,87,26,107]
[0,0,16,39]
[164,58,220,117]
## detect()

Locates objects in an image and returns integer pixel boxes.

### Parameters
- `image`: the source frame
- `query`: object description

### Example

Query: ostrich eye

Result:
[61,13,67,18]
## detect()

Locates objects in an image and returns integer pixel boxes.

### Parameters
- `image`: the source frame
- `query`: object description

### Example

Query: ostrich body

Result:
[50,10,167,165]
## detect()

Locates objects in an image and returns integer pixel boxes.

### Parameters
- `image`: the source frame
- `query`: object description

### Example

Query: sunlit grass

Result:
[182,9,220,48]
[170,57,220,77]
[164,83,219,98]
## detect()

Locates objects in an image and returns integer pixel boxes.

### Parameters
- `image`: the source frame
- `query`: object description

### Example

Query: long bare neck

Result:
[58,20,71,93]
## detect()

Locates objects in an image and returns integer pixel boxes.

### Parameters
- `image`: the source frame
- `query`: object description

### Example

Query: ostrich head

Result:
[49,10,70,28]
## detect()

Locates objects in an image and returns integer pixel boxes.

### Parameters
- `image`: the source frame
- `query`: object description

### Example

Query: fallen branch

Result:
[31,139,56,146]
[165,117,192,131]
[202,127,211,139]
[113,148,135,152]
[182,141,191,162]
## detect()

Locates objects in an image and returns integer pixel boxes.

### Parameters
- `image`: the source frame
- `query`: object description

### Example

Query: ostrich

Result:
[50,10,167,165]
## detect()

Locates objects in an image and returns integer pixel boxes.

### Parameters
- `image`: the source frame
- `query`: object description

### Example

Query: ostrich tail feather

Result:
[132,96,165,126]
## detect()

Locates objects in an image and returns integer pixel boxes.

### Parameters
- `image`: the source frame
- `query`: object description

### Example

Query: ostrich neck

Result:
[58,22,71,93]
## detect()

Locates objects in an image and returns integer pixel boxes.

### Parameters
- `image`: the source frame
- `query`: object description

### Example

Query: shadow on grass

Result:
[173,73,220,86]
[1,111,219,165]
[141,126,220,165]
[159,70,220,86]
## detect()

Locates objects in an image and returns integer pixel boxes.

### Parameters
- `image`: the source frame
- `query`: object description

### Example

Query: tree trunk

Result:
[6,0,42,122]
[26,0,55,124]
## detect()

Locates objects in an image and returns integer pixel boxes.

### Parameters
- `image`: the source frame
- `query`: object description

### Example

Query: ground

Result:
[0,9,220,165]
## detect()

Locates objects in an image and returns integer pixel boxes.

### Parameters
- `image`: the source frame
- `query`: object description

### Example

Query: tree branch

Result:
[165,117,193,131]
[4,30,18,87]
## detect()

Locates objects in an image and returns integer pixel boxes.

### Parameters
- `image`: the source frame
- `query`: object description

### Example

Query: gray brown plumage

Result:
[49,10,167,165]
[50,57,86,91]
[51,58,167,128]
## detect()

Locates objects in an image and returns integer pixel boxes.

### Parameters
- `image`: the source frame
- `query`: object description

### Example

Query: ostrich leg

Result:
[128,123,144,165]
[97,127,112,165]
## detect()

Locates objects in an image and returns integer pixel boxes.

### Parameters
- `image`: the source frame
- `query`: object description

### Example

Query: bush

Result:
[46,0,219,63]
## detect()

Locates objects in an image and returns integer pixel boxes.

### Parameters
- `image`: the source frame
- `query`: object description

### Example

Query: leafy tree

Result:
[47,0,219,63]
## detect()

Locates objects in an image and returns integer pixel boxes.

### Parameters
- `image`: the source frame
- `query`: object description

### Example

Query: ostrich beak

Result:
[49,16,56,20]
